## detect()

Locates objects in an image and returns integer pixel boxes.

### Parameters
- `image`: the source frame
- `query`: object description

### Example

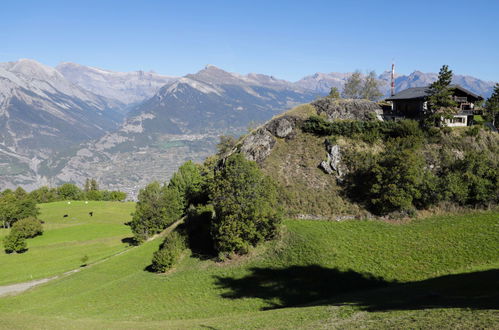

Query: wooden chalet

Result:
[385,85,483,126]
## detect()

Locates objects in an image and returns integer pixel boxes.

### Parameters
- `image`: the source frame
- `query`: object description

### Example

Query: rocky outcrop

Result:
[312,98,383,121]
[319,140,346,180]
[239,115,299,163]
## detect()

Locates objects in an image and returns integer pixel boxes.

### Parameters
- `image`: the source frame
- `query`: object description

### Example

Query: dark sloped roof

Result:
[386,85,482,101]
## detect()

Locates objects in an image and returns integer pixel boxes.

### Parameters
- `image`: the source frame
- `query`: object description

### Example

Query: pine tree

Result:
[485,83,499,127]
[328,87,340,99]
[90,179,99,191]
[84,178,91,192]
[426,65,457,124]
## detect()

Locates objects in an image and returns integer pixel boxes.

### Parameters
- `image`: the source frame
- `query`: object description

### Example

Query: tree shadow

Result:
[214,265,499,312]
[121,237,138,246]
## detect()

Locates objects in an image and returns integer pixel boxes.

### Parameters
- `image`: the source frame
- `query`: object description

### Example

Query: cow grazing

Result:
[63,214,68,218]
[89,212,93,217]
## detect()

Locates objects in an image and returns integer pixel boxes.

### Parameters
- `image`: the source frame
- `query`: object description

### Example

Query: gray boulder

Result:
[312,98,383,121]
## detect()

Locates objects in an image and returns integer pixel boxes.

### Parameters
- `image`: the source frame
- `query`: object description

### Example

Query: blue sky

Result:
[1,0,498,81]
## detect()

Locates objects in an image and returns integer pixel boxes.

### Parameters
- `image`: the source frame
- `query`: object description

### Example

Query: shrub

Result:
[169,161,205,208]
[210,154,282,256]
[367,145,425,215]
[3,231,27,253]
[57,183,82,200]
[151,231,186,272]
[11,217,43,238]
[129,182,183,243]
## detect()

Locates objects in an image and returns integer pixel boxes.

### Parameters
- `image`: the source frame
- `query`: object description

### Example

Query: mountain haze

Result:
[57,62,176,105]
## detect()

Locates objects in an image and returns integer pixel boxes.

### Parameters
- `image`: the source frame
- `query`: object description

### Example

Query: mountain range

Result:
[0,59,496,195]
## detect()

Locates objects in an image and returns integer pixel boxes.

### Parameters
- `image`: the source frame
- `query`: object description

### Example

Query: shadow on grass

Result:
[214,265,499,312]
[121,237,138,246]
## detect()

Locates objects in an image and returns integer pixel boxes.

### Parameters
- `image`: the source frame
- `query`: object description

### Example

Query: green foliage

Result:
[484,83,499,126]
[80,255,89,267]
[327,87,340,99]
[426,65,458,123]
[0,190,39,228]
[11,216,43,238]
[151,230,186,272]
[361,70,383,101]
[3,231,27,253]
[302,115,423,144]
[57,183,83,200]
[27,185,127,203]
[210,154,282,255]
[29,186,59,203]
[367,146,425,215]
[440,152,498,205]
[341,70,383,101]
[169,160,205,207]
[84,178,99,192]
[216,135,237,156]
[129,182,183,243]
[342,70,363,99]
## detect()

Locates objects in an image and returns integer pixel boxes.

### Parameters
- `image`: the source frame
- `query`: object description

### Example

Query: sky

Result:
[1,0,498,82]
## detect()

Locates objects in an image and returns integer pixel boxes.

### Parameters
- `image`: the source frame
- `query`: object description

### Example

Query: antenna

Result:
[391,62,395,96]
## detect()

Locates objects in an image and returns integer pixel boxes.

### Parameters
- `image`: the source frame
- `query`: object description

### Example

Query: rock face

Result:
[312,98,383,121]
[239,115,299,163]
[319,142,345,180]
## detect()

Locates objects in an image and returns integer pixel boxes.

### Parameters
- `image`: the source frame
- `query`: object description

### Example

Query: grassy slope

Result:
[0,210,497,328]
[0,201,134,285]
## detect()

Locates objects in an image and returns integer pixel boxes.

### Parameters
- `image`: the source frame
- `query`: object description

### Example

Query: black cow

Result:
[63,214,68,218]
[89,212,93,217]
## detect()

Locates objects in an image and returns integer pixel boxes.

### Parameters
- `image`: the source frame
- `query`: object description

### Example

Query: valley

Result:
[1,59,496,196]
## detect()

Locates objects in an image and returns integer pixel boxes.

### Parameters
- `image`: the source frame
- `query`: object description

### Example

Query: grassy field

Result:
[0,208,498,328]
[0,201,135,285]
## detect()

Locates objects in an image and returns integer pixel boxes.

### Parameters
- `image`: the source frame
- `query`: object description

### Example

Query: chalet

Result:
[385,85,483,127]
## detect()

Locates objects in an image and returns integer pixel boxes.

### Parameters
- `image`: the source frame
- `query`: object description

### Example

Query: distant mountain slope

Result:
[0,59,124,189]
[47,66,319,196]
[295,70,496,98]
[57,62,176,105]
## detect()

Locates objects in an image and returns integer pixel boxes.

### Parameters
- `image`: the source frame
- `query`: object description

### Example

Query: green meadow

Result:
[0,205,498,328]
[0,201,135,285]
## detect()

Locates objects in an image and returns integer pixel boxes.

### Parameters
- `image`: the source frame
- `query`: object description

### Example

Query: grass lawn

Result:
[0,201,135,285]
[0,209,497,328]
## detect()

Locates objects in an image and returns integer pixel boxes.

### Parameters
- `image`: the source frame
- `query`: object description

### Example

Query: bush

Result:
[129,182,183,243]
[366,144,426,215]
[57,183,82,200]
[3,231,27,253]
[210,154,282,255]
[151,231,186,272]
[11,217,43,238]
[302,116,423,144]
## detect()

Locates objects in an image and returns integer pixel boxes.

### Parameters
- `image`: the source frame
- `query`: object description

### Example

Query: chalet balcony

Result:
[453,96,468,102]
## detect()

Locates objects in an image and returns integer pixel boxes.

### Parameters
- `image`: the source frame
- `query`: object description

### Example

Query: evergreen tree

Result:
[328,87,341,99]
[90,179,99,191]
[485,83,499,127]
[426,65,457,124]
[361,71,383,101]
[342,71,363,99]
[84,178,91,192]
[210,154,282,256]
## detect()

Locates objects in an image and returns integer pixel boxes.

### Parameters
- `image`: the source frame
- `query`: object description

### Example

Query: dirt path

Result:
[0,219,183,298]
